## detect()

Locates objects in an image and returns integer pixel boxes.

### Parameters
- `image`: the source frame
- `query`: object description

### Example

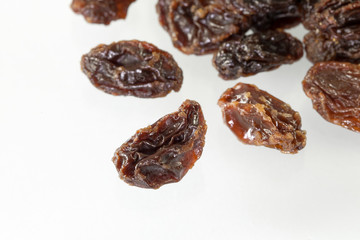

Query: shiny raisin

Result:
[213,30,303,80]
[303,62,360,132]
[156,0,250,55]
[112,100,207,189]
[218,83,307,154]
[81,40,183,98]
[71,0,136,25]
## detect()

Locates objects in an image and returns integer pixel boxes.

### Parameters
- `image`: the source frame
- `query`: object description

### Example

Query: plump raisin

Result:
[112,100,207,189]
[213,30,303,80]
[302,0,360,63]
[302,62,360,132]
[71,0,136,25]
[81,40,183,98]
[218,83,306,154]
[156,0,250,55]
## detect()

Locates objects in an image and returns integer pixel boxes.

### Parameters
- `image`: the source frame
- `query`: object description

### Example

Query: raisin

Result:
[302,0,360,63]
[302,62,360,132]
[71,0,136,25]
[242,0,302,30]
[304,29,360,63]
[213,30,303,80]
[112,100,207,189]
[156,0,250,55]
[81,40,183,98]
[218,83,306,154]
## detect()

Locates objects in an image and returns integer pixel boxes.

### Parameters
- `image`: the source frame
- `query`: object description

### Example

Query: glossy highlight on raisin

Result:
[112,100,207,189]
[81,40,183,98]
[213,30,303,80]
[71,0,136,25]
[218,83,306,154]
[303,62,360,132]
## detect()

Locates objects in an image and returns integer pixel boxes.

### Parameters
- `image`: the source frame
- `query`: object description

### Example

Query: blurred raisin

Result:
[112,100,207,189]
[156,0,250,55]
[242,0,302,30]
[218,83,306,154]
[303,62,360,132]
[302,0,360,63]
[213,30,303,80]
[81,40,183,98]
[71,0,135,25]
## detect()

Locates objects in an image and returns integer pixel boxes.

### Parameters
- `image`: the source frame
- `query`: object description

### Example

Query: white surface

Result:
[1,1,360,239]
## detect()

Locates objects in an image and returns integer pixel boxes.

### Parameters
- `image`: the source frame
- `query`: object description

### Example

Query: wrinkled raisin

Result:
[213,30,303,80]
[112,100,207,189]
[303,62,360,132]
[156,0,250,55]
[81,40,183,98]
[71,0,136,25]
[302,0,360,63]
[218,83,306,154]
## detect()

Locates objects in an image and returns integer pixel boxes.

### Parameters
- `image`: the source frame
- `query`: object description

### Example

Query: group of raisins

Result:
[71,0,360,189]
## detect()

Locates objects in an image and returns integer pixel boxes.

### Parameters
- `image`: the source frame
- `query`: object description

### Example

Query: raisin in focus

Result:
[71,0,136,25]
[156,0,250,55]
[112,100,207,189]
[303,62,360,132]
[218,83,307,154]
[213,30,303,80]
[81,40,183,98]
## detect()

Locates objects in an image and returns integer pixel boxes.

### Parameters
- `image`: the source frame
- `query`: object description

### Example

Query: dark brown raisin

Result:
[242,0,302,30]
[304,29,360,63]
[156,0,250,55]
[71,0,136,25]
[302,0,360,63]
[218,83,307,154]
[303,62,360,132]
[112,100,207,189]
[213,30,303,80]
[81,40,183,98]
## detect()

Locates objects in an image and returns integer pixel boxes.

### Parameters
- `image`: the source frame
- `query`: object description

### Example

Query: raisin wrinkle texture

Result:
[81,40,183,98]
[218,83,307,154]
[303,62,360,132]
[71,0,136,25]
[112,100,207,189]
[213,30,303,80]
[156,0,251,55]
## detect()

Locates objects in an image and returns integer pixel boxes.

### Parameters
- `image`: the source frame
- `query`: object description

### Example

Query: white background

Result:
[1,1,360,239]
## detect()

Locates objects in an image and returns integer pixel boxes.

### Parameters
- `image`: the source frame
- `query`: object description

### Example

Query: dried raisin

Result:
[71,0,136,25]
[156,0,250,55]
[81,40,183,98]
[303,62,360,132]
[112,100,207,189]
[218,83,306,153]
[213,30,303,80]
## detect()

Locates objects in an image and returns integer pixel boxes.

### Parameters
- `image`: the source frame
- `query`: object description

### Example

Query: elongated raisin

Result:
[213,30,303,80]
[218,83,306,154]
[112,100,207,189]
[303,62,360,132]
[71,0,136,25]
[156,0,250,55]
[81,40,183,98]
